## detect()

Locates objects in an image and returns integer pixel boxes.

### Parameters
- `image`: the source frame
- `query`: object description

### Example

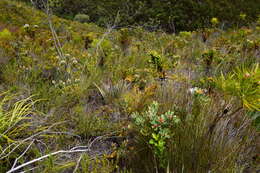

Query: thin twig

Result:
[45,131,82,140]
[19,166,39,173]
[87,131,118,149]
[73,154,83,173]
[11,140,35,169]
[39,0,64,60]
[7,132,118,173]
[94,12,120,57]
[0,121,66,159]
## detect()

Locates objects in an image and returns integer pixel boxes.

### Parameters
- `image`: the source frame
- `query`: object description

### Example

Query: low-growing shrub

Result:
[74,14,90,23]
[132,101,180,168]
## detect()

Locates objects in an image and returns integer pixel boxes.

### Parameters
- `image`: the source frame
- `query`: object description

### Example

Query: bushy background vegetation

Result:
[0,0,259,172]
[19,0,260,32]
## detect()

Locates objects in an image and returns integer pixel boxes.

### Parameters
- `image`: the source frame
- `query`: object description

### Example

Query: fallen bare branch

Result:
[7,147,90,173]
[0,121,66,159]
[11,140,35,169]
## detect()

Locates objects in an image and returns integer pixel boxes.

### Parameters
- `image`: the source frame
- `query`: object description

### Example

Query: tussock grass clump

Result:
[0,92,39,171]
[0,92,35,142]
[126,87,258,173]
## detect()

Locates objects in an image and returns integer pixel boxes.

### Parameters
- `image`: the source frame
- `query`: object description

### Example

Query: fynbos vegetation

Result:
[0,0,259,172]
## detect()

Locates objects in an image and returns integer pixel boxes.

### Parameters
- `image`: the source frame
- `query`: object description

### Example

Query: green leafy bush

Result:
[0,29,13,40]
[19,0,260,31]
[74,14,90,23]
[132,101,180,167]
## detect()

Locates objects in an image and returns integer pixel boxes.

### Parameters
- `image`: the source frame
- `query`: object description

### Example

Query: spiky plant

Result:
[0,93,36,141]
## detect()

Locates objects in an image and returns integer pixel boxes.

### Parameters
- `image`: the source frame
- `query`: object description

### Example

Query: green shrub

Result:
[74,14,90,23]
[0,29,13,40]
[132,101,180,168]
[21,0,260,31]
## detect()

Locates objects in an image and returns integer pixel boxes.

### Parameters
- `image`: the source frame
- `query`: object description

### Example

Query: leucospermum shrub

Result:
[148,51,164,73]
[131,101,180,167]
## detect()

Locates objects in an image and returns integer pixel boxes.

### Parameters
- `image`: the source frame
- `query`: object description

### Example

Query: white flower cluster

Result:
[71,57,78,64]
[23,24,38,28]
[59,60,66,65]
[188,87,207,95]
[23,24,30,28]
[52,78,81,87]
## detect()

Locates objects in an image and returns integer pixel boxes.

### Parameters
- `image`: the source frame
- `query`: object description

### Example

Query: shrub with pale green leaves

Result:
[74,14,90,23]
[131,101,180,167]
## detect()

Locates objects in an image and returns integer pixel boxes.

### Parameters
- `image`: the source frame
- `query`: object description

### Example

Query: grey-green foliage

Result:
[132,101,180,167]
[74,14,90,23]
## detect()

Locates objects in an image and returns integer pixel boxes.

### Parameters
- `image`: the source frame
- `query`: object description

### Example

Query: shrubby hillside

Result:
[0,0,259,172]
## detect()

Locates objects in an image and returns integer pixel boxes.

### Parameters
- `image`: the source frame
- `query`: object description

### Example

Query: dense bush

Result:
[74,14,90,23]
[19,0,260,32]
